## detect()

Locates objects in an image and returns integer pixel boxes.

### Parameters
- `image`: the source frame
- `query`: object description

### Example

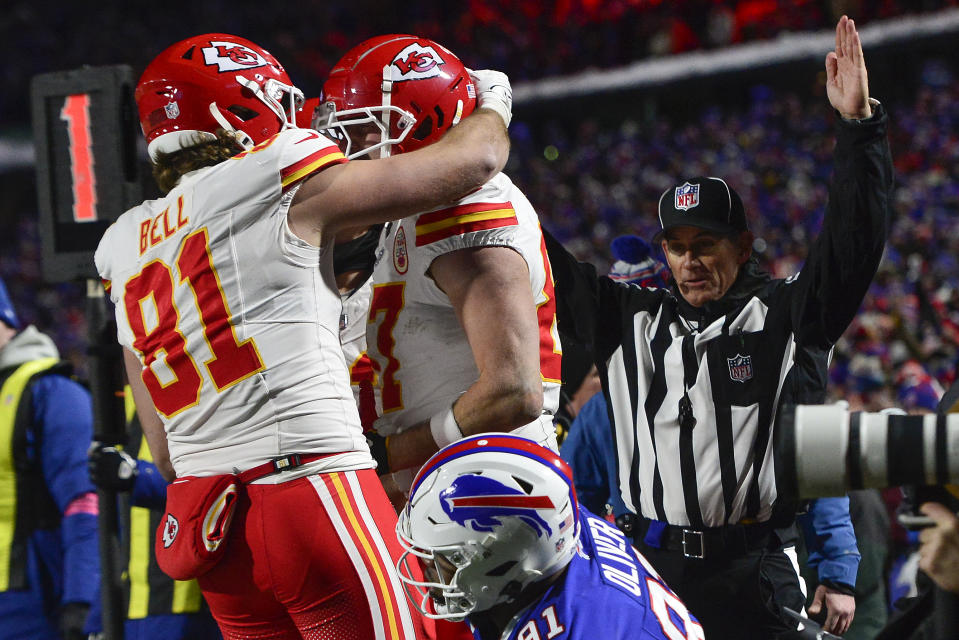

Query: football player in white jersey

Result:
[94,33,512,640]
[334,226,380,429]
[317,35,562,499]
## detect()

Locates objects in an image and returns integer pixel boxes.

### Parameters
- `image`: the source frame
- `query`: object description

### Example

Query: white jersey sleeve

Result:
[95,128,375,477]
[366,173,560,451]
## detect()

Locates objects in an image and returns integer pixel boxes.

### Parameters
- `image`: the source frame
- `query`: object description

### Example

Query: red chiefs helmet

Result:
[318,34,476,158]
[136,33,304,161]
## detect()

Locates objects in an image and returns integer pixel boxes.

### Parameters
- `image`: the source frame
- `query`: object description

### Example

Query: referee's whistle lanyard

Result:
[678,308,746,431]
[679,333,697,431]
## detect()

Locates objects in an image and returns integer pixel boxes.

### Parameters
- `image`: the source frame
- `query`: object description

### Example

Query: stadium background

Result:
[1,0,957,429]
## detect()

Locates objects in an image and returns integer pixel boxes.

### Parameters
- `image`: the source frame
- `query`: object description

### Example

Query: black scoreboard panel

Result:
[31,65,143,282]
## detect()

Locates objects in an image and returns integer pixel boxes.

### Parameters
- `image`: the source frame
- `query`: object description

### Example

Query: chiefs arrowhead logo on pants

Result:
[162,513,180,548]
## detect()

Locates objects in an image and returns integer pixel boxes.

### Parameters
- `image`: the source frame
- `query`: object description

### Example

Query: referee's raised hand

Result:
[826,15,872,120]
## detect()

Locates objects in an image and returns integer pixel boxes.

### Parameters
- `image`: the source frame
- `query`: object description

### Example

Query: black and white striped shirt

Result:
[599,275,827,527]
[547,104,893,528]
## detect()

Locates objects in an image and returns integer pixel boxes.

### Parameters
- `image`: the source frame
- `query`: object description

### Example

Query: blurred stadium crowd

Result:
[0,0,954,128]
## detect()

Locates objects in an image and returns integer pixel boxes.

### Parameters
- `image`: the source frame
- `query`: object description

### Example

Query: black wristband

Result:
[366,432,390,475]
[821,578,857,597]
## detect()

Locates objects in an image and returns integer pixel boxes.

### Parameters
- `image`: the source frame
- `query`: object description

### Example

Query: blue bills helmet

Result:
[396,434,579,620]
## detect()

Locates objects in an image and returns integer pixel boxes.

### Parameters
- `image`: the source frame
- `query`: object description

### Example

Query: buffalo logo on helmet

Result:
[675,182,700,211]
[440,474,555,538]
[161,513,180,548]
[202,41,270,73]
[390,43,447,82]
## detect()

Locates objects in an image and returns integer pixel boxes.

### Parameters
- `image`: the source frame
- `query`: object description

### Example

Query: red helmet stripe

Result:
[411,434,575,499]
[448,495,556,509]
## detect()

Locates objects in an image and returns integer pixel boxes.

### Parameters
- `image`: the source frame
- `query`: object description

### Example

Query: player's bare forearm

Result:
[437,246,542,421]
[385,379,543,473]
[386,421,441,472]
[454,377,543,437]
[384,245,543,476]
[290,109,509,247]
[123,347,175,481]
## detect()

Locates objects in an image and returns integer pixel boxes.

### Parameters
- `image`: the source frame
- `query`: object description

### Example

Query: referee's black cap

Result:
[656,177,748,239]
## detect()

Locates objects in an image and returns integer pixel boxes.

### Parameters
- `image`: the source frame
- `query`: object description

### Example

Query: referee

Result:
[546,16,892,639]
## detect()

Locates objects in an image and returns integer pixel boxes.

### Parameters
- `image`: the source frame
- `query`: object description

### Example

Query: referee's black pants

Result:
[634,532,808,639]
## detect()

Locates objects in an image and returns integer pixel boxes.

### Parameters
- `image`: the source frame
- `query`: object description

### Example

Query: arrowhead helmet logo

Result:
[202,41,270,73]
[390,43,447,81]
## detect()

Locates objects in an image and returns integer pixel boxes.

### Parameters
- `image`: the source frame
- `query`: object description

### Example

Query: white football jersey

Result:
[96,128,373,477]
[366,172,561,451]
[339,278,378,430]
[340,278,373,370]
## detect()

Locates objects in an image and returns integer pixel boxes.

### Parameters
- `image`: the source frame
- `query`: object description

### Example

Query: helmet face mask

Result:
[396,435,580,621]
[395,532,477,621]
[319,34,476,159]
[136,34,304,161]
[248,75,305,126]
[312,101,415,159]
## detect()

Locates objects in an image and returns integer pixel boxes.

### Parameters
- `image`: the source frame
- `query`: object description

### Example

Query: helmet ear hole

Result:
[513,476,534,494]
[486,561,517,577]
[500,581,523,603]
[227,105,259,121]
[411,116,433,142]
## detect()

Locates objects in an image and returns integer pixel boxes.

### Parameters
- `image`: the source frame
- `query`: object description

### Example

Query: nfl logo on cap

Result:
[675,182,700,211]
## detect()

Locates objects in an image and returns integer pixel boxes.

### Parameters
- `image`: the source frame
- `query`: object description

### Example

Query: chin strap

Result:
[379,64,394,159]
[208,102,254,150]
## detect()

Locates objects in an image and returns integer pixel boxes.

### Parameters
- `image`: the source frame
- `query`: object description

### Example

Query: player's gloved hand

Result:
[366,432,391,475]
[88,441,138,492]
[58,601,90,640]
[469,69,512,128]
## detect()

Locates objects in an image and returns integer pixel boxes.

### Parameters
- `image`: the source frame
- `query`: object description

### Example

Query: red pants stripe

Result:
[311,471,416,640]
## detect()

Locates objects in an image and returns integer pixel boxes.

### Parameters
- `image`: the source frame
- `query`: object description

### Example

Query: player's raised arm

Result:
[288,71,512,246]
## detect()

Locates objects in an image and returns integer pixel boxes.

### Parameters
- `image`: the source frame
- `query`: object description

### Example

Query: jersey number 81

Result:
[123,227,264,416]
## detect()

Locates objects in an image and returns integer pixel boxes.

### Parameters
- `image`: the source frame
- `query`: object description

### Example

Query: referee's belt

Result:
[623,514,777,560]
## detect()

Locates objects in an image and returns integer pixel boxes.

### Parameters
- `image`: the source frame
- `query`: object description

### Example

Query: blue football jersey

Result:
[482,508,705,640]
